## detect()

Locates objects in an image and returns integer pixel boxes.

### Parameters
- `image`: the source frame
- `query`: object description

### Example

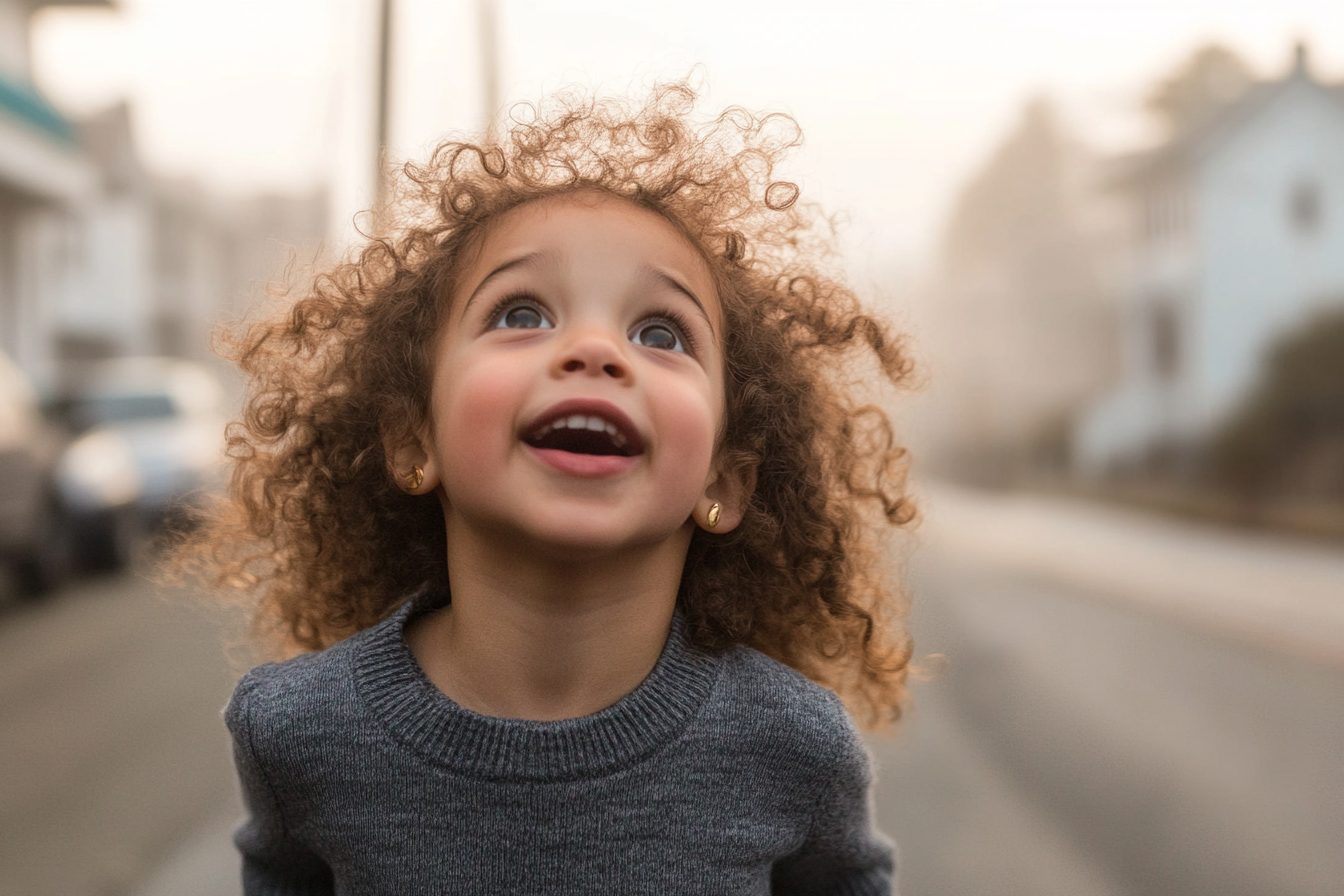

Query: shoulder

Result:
[701,644,871,785]
[715,644,855,735]
[224,625,373,752]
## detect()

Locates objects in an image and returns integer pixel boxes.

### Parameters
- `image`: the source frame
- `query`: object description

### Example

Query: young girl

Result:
[188,83,915,894]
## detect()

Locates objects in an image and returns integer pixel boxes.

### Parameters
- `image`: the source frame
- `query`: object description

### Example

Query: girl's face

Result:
[404,192,745,558]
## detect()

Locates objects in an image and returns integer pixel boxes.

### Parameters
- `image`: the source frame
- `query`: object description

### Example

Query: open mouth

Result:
[523,413,641,457]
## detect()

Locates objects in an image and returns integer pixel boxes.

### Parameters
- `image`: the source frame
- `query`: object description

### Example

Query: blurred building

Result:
[0,0,327,395]
[0,0,101,387]
[1076,44,1344,475]
[68,104,327,379]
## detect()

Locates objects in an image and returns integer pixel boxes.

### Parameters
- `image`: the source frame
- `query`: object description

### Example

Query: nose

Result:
[552,327,632,381]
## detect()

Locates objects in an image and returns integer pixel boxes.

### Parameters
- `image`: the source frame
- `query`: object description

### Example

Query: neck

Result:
[405,517,691,721]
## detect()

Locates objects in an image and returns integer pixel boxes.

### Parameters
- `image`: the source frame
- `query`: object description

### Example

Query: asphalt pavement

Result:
[0,570,243,896]
[142,484,1344,895]
[9,483,1340,895]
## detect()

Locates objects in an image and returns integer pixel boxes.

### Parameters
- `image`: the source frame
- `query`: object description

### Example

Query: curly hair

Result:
[175,83,917,729]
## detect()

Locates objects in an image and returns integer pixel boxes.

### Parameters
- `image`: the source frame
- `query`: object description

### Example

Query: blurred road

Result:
[2,486,1342,895]
[873,485,1344,896]
[874,548,1344,896]
[0,571,242,896]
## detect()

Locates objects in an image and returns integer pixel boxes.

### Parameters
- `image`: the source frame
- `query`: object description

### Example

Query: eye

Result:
[630,319,688,353]
[491,300,552,330]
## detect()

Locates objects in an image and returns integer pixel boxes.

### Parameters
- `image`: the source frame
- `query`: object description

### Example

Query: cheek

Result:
[653,377,722,480]
[433,358,525,466]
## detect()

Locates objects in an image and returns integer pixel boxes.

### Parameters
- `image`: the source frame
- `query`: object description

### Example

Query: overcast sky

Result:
[30,0,1344,274]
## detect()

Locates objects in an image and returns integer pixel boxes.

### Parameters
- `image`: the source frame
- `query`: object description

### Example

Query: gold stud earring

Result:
[705,502,721,530]
[403,465,424,492]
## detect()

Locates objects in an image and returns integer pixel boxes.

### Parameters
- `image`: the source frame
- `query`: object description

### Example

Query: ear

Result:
[695,452,757,533]
[382,420,441,496]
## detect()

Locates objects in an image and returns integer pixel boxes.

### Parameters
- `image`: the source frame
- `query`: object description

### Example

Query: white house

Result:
[0,0,328,394]
[1076,44,1344,473]
[0,0,102,390]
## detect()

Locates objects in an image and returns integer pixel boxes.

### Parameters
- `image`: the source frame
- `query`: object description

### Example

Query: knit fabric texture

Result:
[225,590,895,895]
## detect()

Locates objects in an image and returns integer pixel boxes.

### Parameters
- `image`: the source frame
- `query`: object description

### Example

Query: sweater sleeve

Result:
[225,672,335,896]
[770,696,896,896]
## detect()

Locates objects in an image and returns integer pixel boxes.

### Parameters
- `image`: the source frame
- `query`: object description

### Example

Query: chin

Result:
[520,515,692,560]
[535,527,670,557]
[453,499,694,561]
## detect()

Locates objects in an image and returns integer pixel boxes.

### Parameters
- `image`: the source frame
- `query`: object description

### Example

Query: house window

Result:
[1151,302,1181,381]
[1289,180,1322,235]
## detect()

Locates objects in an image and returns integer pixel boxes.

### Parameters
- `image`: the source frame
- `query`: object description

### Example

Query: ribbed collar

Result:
[352,589,722,782]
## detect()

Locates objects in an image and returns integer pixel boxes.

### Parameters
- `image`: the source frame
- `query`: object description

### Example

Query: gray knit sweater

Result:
[225,590,895,895]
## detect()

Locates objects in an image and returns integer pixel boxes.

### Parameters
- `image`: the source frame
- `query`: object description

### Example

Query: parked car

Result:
[0,352,73,593]
[49,357,228,537]
[51,423,145,572]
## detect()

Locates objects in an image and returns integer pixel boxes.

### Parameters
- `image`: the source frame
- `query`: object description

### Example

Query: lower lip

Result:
[526,446,639,477]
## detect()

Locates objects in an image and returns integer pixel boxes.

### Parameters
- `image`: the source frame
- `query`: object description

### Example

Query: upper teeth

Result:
[534,414,629,447]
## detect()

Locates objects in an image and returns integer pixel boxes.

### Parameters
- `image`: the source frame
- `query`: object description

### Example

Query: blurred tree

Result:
[1211,305,1344,501]
[930,98,1119,481]
[942,98,1074,273]
[1144,44,1256,137]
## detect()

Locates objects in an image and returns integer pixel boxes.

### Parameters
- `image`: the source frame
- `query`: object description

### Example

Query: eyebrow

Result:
[460,251,554,315]
[642,266,714,330]
[460,252,714,329]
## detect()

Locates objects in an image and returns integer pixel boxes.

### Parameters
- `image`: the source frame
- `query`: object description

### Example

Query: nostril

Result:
[602,363,622,377]
[562,359,584,372]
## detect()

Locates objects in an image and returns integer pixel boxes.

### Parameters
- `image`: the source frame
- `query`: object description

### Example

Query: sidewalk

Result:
[916,482,1344,666]
[132,811,240,896]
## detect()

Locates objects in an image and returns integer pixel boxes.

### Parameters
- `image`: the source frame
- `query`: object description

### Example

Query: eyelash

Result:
[482,292,548,332]
[482,294,700,356]
[638,307,699,356]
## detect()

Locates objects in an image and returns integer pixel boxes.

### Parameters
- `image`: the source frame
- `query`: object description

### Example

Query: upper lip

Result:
[521,399,646,455]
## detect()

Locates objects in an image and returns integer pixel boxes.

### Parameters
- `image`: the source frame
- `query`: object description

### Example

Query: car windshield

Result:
[74,393,177,429]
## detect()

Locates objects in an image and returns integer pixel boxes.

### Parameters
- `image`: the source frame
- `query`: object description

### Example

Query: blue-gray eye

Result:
[495,304,550,329]
[631,321,684,352]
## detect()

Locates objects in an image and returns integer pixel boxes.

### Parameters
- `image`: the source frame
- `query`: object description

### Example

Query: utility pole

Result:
[375,0,394,212]
[478,0,501,131]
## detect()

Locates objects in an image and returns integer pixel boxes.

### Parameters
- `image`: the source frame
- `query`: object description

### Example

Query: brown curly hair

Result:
[176,83,917,729]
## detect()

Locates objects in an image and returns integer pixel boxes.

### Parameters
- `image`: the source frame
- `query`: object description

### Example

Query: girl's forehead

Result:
[475,194,708,272]
[453,191,721,313]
